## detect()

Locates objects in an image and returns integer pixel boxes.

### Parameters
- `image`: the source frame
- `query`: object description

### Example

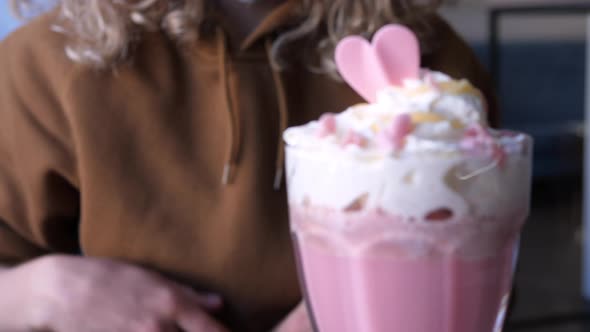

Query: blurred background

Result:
[1,1,589,331]
[0,2,20,39]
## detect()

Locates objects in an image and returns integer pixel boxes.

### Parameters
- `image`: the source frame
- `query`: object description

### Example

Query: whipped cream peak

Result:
[284,70,496,158]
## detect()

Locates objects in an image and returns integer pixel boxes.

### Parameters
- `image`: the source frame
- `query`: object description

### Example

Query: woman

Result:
[0,0,495,331]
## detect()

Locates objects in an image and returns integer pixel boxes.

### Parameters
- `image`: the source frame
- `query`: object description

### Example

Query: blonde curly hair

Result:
[11,0,442,77]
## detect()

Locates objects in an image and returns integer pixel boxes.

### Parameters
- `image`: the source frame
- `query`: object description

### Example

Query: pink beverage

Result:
[289,208,524,332]
[283,36,533,331]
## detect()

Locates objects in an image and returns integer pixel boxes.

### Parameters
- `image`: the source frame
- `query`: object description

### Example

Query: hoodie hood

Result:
[239,0,301,51]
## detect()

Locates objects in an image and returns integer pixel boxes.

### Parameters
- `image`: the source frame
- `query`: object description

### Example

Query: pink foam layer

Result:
[290,206,526,259]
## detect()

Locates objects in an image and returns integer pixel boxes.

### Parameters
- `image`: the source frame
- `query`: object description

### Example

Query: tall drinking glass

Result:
[285,134,532,332]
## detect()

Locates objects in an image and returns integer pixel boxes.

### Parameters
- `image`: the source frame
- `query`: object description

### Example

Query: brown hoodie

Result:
[0,2,496,331]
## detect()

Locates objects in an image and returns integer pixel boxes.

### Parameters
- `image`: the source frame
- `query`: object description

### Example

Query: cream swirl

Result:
[284,70,491,157]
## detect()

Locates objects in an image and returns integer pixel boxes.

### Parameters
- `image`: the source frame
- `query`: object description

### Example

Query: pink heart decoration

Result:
[335,25,421,103]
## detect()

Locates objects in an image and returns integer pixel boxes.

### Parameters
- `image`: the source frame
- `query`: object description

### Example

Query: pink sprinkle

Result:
[464,127,479,138]
[460,126,490,153]
[424,71,441,91]
[499,130,519,138]
[317,113,337,138]
[493,144,507,167]
[342,130,366,147]
[459,137,479,151]
[381,114,413,150]
[464,123,489,139]
[460,124,507,167]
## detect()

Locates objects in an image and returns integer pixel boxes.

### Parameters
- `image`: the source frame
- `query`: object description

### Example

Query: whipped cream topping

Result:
[283,70,532,224]
[284,70,491,157]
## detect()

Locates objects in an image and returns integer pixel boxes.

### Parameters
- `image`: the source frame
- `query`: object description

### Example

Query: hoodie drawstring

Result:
[266,39,289,191]
[217,28,240,185]
[215,28,288,191]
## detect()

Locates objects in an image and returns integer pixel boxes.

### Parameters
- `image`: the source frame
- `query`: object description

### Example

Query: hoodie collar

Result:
[239,0,300,51]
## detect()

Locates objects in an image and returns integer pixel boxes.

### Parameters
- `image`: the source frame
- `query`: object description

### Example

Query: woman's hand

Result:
[274,302,313,332]
[0,255,228,332]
